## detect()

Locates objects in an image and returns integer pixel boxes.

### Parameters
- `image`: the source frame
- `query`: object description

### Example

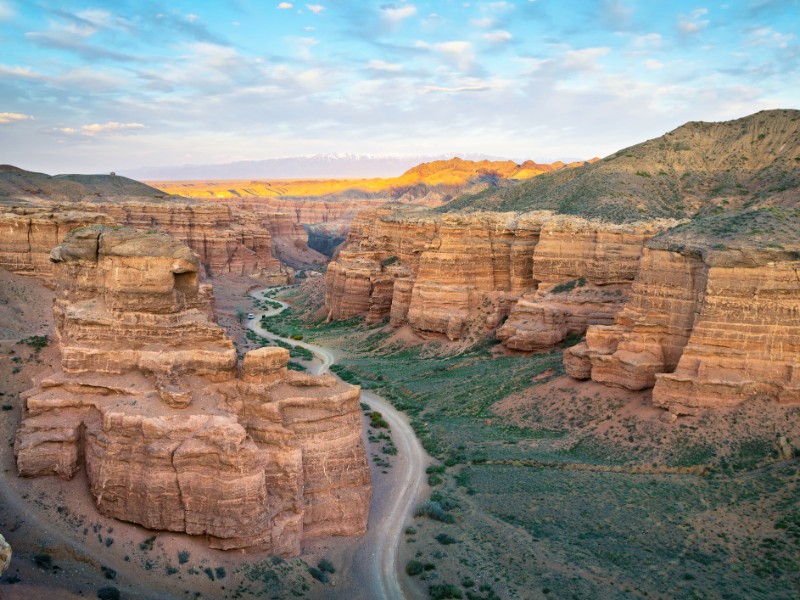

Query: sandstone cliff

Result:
[325,208,675,343]
[567,228,800,414]
[15,226,370,552]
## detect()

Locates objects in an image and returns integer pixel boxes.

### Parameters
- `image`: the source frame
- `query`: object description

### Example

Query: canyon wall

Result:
[0,204,291,282]
[325,209,672,342]
[15,226,370,553]
[0,533,9,575]
[567,243,800,414]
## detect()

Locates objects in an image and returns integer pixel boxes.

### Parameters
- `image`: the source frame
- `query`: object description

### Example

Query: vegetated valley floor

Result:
[263,279,800,600]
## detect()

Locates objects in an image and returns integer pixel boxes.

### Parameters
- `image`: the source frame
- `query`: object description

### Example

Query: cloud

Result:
[367,59,403,72]
[306,4,324,14]
[562,47,610,70]
[435,41,476,70]
[746,27,794,49]
[0,112,34,125]
[58,122,145,136]
[0,1,13,21]
[380,4,417,25]
[483,30,512,44]
[277,2,293,8]
[678,8,710,34]
[471,18,495,28]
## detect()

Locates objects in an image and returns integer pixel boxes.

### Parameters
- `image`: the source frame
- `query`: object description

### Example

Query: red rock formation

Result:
[0,207,111,277]
[325,210,544,338]
[568,244,800,414]
[0,533,9,575]
[496,218,670,350]
[15,226,370,552]
[325,209,673,343]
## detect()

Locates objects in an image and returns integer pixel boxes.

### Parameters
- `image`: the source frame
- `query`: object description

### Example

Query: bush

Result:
[215,566,226,579]
[97,588,120,600]
[318,559,335,574]
[178,550,190,564]
[415,501,455,523]
[428,474,443,486]
[435,533,459,545]
[429,583,463,599]
[369,411,390,429]
[406,560,424,576]
[308,566,329,583]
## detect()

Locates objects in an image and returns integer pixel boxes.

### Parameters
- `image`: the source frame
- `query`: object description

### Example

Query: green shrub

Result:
[178,550,190,564]
[308,566,329,583]
[406,560,424,576]
[97,588,120,600]
[318,559,335,574]
[415,501,455,523]
[435,533,458,545]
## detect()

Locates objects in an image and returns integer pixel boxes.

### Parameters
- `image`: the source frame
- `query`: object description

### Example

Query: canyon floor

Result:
[0,271,427,600]
[258,279,800,600]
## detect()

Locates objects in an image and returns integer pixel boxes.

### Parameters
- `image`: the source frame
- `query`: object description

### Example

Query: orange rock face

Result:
[0,203,291,283]
[325,209,672,343]
[0,207,112,277]
[325,210,544,338]
[496,218,669,350]
[568,244,800,414]
[15,226,370,552]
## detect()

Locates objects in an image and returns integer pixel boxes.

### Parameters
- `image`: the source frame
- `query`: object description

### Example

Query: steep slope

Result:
[441,109,800,221]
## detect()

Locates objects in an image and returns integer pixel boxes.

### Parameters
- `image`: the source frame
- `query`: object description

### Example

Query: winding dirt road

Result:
[248,288,428,600]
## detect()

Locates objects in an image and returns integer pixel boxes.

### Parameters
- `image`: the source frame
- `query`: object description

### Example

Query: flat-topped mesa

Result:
[496,217,676,351]
[567,241,800,415]
[15,227,370,553]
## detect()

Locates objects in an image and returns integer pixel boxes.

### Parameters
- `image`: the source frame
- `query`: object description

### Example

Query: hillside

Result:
[0,165,174,204]
[441,109,800,227]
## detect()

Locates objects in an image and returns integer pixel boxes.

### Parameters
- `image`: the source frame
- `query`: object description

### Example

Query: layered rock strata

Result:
[325,209,672,343]
[567,244,800,414]
[15,226,370,552]
[496,218,667,350]
[0,207,111,277]
[325,210,546,338]
[0,203,291,282]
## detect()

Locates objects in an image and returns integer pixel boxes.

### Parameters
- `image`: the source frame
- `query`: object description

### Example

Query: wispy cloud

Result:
[367,59,403,72]
[380,4,417,28]
[0,0,14,21]
[306,4,324,14]
[277,2,293,9]
[678,8,710,34]
[484,30,512,45]
[56,122,145,136]
[0,112,33,125]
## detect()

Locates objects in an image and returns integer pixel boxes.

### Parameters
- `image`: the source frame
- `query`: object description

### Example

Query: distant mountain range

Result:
[121,153,532,181]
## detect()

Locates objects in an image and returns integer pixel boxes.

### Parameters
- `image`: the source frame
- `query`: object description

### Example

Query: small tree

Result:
[236,308,246,324]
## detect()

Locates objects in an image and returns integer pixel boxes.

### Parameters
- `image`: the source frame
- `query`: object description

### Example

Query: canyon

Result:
[324,109,800,416]
[14,225,371,553]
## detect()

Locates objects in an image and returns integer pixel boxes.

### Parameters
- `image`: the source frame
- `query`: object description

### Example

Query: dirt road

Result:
[249,288,428,600]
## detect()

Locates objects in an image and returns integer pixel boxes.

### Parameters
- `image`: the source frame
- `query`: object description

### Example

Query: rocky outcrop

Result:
[325,210,546,338]
[0,533,10,575]
[496,218,670,350]
[568,243,800,414]
[15,226,370,553]
[325,209,674,342]
[0,207,112,277]
[89,201,289,279]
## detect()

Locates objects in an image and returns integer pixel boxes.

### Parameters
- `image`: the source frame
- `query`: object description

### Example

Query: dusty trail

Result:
[248,288,428,600]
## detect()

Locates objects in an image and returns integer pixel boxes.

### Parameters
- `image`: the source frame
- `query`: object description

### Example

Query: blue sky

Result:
[0,0,798,173]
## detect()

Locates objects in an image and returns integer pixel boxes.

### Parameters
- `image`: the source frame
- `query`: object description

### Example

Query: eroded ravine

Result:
[248,288,428,600]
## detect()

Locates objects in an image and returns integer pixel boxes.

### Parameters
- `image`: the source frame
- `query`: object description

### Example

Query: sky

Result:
[0,0,798,174]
